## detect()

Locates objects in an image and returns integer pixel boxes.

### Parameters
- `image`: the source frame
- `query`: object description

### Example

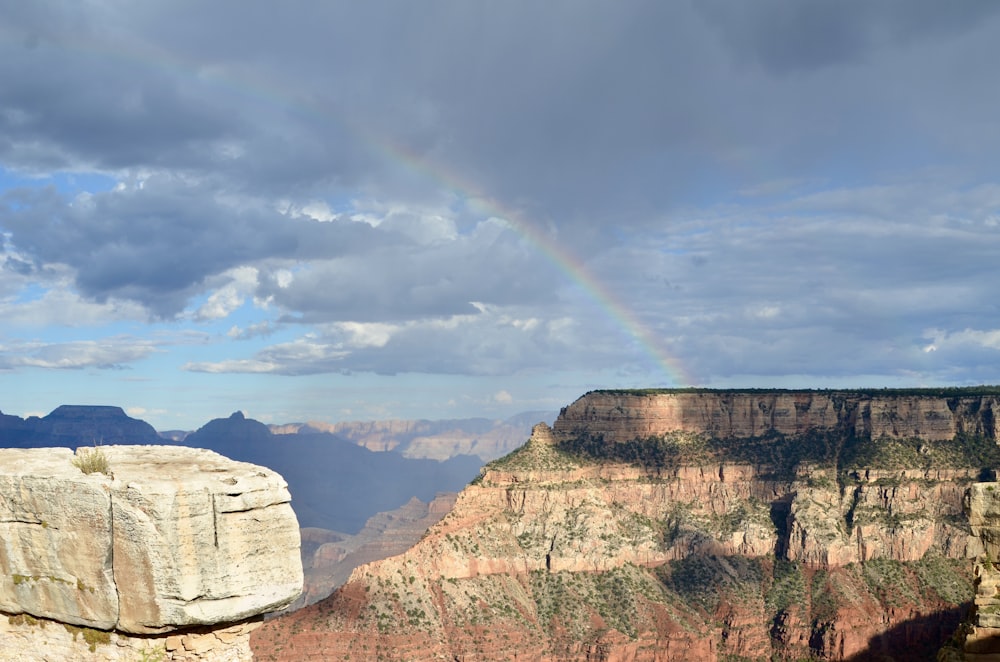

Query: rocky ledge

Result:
[0,445,303,661]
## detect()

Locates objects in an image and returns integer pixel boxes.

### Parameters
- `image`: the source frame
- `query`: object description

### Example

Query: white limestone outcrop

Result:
[0,445,302,660]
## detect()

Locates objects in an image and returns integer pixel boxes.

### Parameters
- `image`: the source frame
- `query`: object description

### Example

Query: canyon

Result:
[293,494,458,610]
[252,388,1000,661]
[0,406,522,613]
[270,411,549,462]
[0,406,485,534]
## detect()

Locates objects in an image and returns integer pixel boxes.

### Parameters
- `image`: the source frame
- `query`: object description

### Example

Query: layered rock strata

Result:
[253,386,1000,661]
[938,482,1000,660]
[553,389,1000,443]
[0,446,303,661]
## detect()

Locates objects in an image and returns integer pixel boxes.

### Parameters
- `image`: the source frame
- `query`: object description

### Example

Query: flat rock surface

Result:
[0,446,302,634]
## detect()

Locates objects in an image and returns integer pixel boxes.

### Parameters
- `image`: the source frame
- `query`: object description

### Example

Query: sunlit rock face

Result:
[552,390,1000,443]
[940,482,1000,660]
[0,445,303,661]
[253,389,1000,661]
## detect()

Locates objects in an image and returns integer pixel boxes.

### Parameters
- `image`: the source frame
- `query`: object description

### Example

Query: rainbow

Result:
[374,135,693,386]
[22,29,694,385]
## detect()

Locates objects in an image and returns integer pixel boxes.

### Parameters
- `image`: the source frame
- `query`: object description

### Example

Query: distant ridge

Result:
[274,411,554,461]
[0,405,532,533]
[183,411,484,532]
[0,404,160,447]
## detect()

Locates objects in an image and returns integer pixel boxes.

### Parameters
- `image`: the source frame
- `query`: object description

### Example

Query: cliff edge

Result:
[552,388,1000,442]
[0,445,303,661]
[253,388,1000,661]
[939,482,1000,661]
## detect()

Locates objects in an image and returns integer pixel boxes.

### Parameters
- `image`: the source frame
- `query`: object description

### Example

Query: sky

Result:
[2,1,1000,431]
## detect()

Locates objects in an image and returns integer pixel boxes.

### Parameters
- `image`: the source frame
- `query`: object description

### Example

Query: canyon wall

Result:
[939,482,1000,660]
[254,389,1000,661]
[552,389,1000,443]
[0,446,303,661]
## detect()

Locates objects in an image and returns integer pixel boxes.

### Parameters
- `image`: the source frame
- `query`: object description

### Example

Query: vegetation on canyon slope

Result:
[481,423,983,658]
[557,428,1000,481]
[255,393,997,660]
[273,553,971,661]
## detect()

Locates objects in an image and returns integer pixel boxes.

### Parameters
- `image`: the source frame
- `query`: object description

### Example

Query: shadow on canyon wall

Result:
[844,601,970,661]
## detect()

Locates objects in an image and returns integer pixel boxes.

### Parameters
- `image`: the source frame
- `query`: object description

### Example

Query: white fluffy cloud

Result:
[194,266,259,321]
[0,337,161,370]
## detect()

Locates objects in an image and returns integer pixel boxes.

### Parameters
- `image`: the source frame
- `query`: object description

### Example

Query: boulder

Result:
[0,446,302,636]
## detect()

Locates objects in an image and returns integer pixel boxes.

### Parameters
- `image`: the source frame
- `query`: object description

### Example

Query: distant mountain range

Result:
[0,405,161,446]
[266,410,552,461]
[182,411,484,532]
[0,405,552,533]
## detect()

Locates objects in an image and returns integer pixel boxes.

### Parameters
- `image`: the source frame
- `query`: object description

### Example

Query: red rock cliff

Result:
[253,389,1000,661]
[553,390,1000,442]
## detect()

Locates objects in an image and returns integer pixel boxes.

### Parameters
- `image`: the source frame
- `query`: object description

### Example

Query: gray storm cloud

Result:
[0,1,999,385]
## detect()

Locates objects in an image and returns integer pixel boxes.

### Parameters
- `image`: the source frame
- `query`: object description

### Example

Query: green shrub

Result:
[72,447,110,476]
[656,555,763,613]
[766,560,806,615]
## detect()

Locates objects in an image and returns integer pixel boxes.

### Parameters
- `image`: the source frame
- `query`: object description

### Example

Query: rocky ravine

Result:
[0,446,303,661]
[252,388,1000,661]
[293,494,458,610]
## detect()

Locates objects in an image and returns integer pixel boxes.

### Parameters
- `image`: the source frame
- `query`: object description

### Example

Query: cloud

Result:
[696,0,1000,74]
[260,216,558,323]
[0,278,149,327]
[157,170,1000,387]
[493,390,513,405]
[126,406,167,418]
[2,175,562,326]
[2,1,1000,404]
[183,358,283,375]
[923,328,1000,352]
[0,177,383,317]
[184,306,607,377]
[0,336,161,370]
[227,320,276,341]
[195,286,245,321]
[1,1,998,221]
[194,266,259,321]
